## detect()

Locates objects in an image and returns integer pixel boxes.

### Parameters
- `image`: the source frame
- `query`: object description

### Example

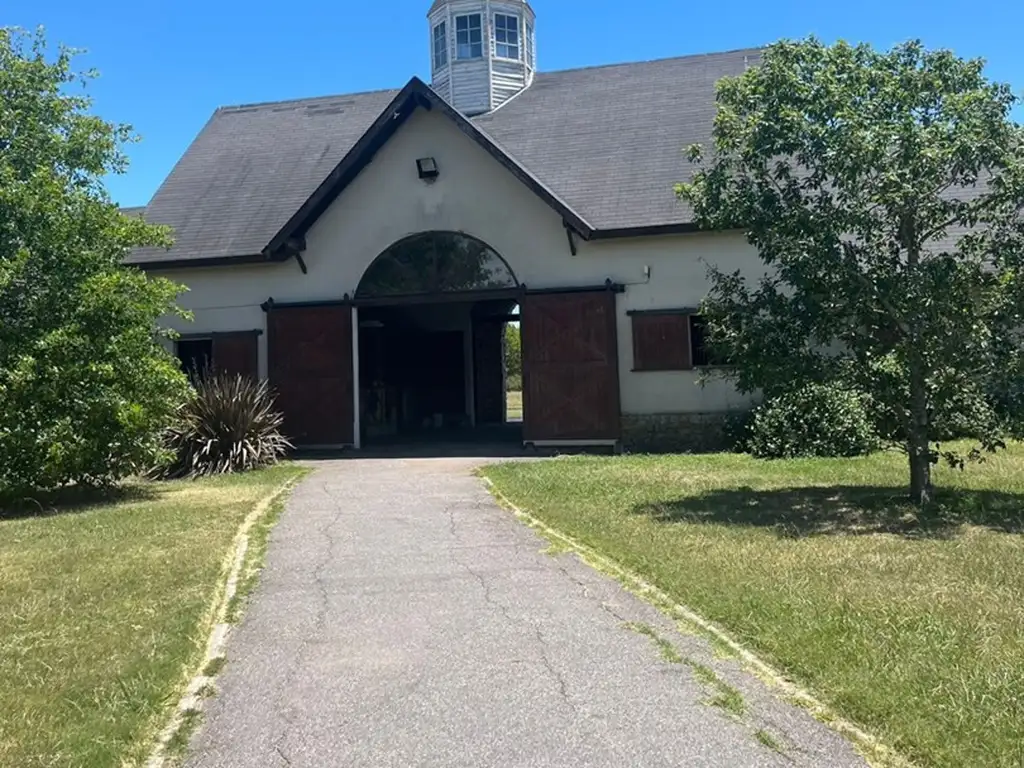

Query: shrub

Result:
[721,408,755,453]
[504,323,522,380]
[748,383,880,459]
[0,28,189,494]
[154,373,292,479]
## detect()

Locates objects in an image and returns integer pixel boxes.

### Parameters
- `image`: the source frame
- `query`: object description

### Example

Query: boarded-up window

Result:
[630,311,726,370]
[631,312,692,371]
[177,331,260,381]
[212,331,260,379]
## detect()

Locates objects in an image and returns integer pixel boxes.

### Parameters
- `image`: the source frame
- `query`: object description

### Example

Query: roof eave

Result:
[129,253,275,271]
[585,222,705,240]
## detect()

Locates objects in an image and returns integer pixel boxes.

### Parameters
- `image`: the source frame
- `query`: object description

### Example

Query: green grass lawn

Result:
[482,446,1024,768]
[0,465,306,767]
[507,390,523,421]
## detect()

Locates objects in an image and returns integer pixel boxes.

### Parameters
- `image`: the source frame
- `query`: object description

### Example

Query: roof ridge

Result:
[218,85,401,113]
[537,47,763,78]
[214,47,762,115]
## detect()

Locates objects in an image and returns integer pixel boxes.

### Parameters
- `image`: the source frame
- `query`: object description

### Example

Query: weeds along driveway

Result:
[483,448,1024,768]
[0,466,306,768]
[185,457,867,768]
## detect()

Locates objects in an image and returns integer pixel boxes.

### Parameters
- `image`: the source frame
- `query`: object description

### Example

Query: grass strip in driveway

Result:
[0,464,307,767]
[481,445,1024,768]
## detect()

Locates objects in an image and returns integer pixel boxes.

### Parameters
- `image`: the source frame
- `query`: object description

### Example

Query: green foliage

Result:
[721,408,755,453]
[747,384,880,459]
[504,322,522,380]
[0,28,189,493]
[678,38,1024,502]
[155,373,292,479]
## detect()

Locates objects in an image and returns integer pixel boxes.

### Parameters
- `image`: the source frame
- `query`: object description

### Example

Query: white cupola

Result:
[428,0,536,116]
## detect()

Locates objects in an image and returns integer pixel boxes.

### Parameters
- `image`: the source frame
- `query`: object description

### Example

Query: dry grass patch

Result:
[0,464,306,767]
[482,445,1024,768]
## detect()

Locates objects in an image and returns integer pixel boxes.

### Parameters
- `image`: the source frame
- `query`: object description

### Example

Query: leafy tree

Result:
[678,38,1024,504]
[0,28,189,493]
[504,321,522,382]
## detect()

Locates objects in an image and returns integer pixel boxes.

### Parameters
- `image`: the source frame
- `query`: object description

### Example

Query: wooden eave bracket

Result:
[262,236,308,273]
[563,220,579,256]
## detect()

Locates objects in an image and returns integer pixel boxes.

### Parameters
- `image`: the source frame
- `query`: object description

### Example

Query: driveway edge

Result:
[145,472,307,768]
[479,475,915,768]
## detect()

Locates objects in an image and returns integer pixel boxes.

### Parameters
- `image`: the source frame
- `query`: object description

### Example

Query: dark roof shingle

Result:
[130,49,759,265]
[475,49,759,231]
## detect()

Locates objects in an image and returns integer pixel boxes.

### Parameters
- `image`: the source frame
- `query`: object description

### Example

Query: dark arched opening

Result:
[356,231,519,300]
[356,232,521,447]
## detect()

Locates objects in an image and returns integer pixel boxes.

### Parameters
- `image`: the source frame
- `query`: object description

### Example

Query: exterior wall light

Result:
[416,157,440,181]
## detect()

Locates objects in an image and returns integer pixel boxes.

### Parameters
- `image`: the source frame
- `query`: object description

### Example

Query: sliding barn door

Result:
[267,305,354,447]
[520,290,621,443]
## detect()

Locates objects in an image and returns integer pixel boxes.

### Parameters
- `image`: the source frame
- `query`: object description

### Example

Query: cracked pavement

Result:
[185,457,868,767]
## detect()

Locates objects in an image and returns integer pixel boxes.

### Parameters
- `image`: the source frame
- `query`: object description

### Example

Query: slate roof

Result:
[474,50,760,232]
[129,48,760,266]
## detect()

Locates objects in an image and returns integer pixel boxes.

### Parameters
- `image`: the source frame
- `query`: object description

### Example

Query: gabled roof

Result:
[475,49,760,235]
[129,48,761,267]
[262,78,593,262]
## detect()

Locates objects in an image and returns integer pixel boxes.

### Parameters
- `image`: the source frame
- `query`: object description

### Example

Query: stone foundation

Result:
[621,412,736,454]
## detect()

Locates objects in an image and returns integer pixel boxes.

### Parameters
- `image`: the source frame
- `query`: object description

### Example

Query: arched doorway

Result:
[355,232,522,445]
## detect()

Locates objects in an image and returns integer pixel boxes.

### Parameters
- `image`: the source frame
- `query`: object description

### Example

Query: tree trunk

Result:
[903,221,933,507]
[907,360,933,506]
[908,438,932,506]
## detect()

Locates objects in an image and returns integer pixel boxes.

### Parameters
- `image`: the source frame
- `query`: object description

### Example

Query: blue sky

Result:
[5,0,1022,206]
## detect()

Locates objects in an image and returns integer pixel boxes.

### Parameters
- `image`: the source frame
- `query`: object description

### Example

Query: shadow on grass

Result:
[0,483,162,522]
[632,486,1024,539]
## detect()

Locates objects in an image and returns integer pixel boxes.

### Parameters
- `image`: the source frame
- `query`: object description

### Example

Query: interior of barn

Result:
[357,298,520,445]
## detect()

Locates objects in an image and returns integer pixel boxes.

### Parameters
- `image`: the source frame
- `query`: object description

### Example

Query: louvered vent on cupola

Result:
[428,0,536,116]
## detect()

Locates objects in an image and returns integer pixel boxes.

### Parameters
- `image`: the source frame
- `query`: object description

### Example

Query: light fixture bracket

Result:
[416,157,440,181]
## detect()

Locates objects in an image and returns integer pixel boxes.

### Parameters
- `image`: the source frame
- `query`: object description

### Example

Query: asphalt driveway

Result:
[185,456,867,767]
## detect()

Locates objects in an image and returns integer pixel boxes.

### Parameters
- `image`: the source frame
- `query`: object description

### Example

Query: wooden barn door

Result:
[267,305,354,447]
[520,290,621,443]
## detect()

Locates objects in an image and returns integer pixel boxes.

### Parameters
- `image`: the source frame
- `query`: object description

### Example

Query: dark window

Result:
[689,315,711,367]
[177,339,212,380]
[494,13,520,60]
[455,14,483,59]
[432,21,448,69]
[689,314,728,367]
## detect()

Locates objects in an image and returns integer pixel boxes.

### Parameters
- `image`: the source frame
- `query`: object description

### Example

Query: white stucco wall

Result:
[157,106,765,415]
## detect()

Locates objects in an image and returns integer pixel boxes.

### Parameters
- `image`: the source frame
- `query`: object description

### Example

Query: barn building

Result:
[127,0,762,451]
